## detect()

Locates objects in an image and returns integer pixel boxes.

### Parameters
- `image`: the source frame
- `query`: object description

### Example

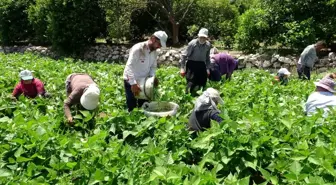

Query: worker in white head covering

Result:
[188,88,224,131]
[179,28,212,96]
[305,76,336,117]
[64,73,100,125]
[274,68,291,85]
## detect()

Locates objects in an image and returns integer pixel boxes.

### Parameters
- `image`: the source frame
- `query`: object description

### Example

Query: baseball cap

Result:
[153,31,168,48]
[19,70,33,80]
[278,68,291,76]
[198,28,209,38]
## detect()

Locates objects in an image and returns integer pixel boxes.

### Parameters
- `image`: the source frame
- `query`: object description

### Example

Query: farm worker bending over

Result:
[180,28,211,95]
[64,73,100,125]
[209,52,238,82]
[297,41,327,80]
[12,70,50,99]
[123,31,167,112]
[188,88,224,132]
[274,68,291,85]
[305,76,336,117]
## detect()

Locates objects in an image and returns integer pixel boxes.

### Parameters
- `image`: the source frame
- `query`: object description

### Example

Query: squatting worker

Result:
[12,70,50,99]
[305,76,336,117]
[123,31,168,111]
[188,88,224,132]
[180,28,211,96]
[274,68,291,85]
[64,73,100,125]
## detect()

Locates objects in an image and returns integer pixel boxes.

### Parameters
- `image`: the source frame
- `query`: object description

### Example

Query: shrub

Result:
[0,0,33,45]
[278,19,316,50]
[27,0,50,45]
[190,0,239,48]
[32,0,106,54]
[234,8,270,52]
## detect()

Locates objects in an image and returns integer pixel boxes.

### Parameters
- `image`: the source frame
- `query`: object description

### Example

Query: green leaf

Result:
[16,156,32,162]
[109,124,116,134]
[167,172,180,180]
[281,118,292,129]
[123,130,136,140]
[0,116,12,123]
[221,156,231,164]
[0,168,12,177]
[259,168,271,180]
[244,160,257,170]
[14,146,24,158]
[94,169,104,181]
[152,166,167,178]
[66,162,77,169]
[238,176,250,185]
[322,161,336,177]
[308,157,321,166]
[73,114,83,119]
[36,126,46,136]
[80,110,91,118]
[284,173,297,181]
[290,161,302,175]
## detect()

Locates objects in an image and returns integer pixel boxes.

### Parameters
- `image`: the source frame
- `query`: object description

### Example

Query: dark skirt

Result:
[186,60,207,87]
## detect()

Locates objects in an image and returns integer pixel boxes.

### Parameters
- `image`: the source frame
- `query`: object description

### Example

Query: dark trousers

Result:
[209,63,221,82]
[297,64,311,80]
[186,61,208,96]
[124,80,147,112]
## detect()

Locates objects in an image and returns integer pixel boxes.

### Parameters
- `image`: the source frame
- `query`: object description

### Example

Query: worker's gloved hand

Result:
[154,78,159,87]
[67,117,74,126]
[180,68,186,77]
[131,84,141,96]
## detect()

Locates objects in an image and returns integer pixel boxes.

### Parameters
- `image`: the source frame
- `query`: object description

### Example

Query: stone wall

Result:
[1,45,336,73]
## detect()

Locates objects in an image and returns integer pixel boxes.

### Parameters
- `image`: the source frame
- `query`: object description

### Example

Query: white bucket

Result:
[142,101,179,117]
[136,77,155,100]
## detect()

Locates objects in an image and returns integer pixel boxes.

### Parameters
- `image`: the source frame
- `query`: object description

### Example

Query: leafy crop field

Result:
[1,53,336,184]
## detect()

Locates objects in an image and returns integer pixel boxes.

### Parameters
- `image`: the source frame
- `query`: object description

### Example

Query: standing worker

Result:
[297,41,327,80]
[123,31,167,112]
[180,28,211,95]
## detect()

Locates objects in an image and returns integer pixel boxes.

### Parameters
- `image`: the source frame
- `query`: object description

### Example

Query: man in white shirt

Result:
[123,31,168,111]
[305,76,336,117]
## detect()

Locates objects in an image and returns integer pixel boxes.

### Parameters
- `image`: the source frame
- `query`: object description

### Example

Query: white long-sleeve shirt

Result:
[123,41,158,85]
[305,91,336,117]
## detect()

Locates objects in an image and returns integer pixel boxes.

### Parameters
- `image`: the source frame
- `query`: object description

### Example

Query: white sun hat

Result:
[198,28,209,38]
[80,84,100,110]
[206,88,224,105]
[153,31,168,49]
[278,68,291,76]
[19,70,33,80]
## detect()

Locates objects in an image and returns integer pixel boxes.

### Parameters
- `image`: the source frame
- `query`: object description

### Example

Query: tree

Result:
[99,0,146,41]
[146,0,196,44]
